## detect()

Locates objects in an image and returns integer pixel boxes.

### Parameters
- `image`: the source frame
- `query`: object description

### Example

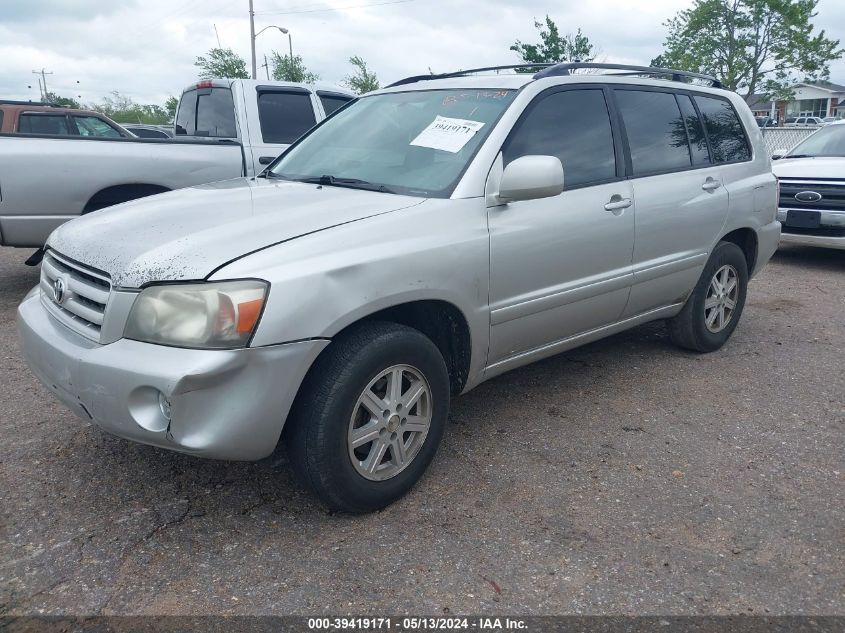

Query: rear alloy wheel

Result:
[704,264,740,334]
[285,321,450,513]
[668,240,749,352]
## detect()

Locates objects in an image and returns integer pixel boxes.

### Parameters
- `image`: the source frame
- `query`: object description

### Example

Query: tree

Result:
[343,55,380,94]
[270,52,320,83]
[651,0,843,100]
[44,92,81,108]
[510,16,597,72]
[164,96,178,121]
[89,91,171,124]
[195,47,249,80]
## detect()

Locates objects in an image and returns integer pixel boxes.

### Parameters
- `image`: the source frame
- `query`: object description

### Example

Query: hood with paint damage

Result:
[47,178,424,287]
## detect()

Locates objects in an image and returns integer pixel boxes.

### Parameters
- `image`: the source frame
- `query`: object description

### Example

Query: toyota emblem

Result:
[795,191,823,203]
[53,277,67,304]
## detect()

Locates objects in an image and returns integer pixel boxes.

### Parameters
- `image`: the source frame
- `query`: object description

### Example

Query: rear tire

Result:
[668,241,748,352]
[284,321,450,513]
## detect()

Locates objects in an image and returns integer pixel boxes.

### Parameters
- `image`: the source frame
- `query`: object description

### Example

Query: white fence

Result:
[759,127,817,157]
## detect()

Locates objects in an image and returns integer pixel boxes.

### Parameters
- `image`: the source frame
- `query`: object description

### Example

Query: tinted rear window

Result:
[695,96,751,162]
[175,87,236,137]
[257,90,316,144]
[503,88,616,189]
[615,90,691,175]
[677,94,710,165]
[18,113,69,135]
[318,93,352,116]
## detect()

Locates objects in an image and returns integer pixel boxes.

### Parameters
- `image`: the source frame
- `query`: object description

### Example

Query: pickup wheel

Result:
[668,241,748,352]
[284,321,450,513]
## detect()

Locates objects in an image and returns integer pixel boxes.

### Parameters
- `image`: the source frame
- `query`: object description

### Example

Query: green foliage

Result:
[270,52,320,83]
[510,16,597,72]
[89,91,171,124]
[651,0,844,99]
[164,96,178,120]
[344,55,380,94]
[44,92,81,109]
[195,47,249,80]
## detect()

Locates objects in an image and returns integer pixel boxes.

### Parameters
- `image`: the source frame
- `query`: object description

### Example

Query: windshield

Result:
[787,124,845,157]
[269,88,519,197]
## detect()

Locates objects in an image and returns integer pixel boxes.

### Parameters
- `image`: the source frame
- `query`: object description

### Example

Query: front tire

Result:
[284,321,450,513]
[668,241,749,352]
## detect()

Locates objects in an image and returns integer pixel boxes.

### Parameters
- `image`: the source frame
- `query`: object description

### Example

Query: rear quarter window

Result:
[695,95,751,163]
[257,90,316,144]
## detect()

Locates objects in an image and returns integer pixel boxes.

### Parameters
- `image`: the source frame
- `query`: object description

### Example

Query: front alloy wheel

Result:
[285,321,450,513]
[348,364,432,481]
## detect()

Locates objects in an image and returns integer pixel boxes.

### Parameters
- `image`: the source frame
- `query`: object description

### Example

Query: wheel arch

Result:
[311,299,473,396]
[83,183,171,213]
[719,227,758,275]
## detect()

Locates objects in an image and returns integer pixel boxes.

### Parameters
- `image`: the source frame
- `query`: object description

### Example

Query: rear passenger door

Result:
[613,88,730,318]
[487,86,635,365]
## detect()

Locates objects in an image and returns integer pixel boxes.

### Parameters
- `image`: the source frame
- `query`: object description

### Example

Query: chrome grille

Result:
[40,250,111,341]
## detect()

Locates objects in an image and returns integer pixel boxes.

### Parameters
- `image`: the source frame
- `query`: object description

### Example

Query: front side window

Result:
[73,116,123,138]
[694,96,751,162]
[18,113,70,135]
[503,89,616,188]
[615,90,691,175]
[269,88,518,197]
[257,91,316,144]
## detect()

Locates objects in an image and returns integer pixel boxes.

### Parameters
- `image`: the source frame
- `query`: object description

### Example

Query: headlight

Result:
[124,280,268,349]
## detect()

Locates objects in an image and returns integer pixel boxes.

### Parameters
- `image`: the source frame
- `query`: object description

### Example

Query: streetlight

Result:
[252,25,293,79]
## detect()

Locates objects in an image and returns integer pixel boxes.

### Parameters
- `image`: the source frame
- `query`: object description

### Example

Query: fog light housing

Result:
[158,392,172,421]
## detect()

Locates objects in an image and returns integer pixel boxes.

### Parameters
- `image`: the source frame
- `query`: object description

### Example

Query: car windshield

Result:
[787,125,845,157]
[269,88,519,197]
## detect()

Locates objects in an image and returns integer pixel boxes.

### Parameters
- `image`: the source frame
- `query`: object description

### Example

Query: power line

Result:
[255,0,413,16]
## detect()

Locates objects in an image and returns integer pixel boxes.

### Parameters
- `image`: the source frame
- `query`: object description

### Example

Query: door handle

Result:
[258,156,275,165]
[604,196,633,212]
[701,178,721,191]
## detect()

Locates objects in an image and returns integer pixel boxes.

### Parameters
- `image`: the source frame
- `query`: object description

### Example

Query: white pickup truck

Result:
[0,79,354,251]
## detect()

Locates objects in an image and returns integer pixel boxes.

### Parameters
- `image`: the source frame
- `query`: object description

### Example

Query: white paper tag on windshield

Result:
[410,116,485,153]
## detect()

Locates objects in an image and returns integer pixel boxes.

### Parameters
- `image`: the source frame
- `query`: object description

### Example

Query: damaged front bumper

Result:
[17,286,327,460]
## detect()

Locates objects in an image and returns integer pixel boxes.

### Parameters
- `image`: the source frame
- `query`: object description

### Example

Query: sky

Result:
[2,0,845,106]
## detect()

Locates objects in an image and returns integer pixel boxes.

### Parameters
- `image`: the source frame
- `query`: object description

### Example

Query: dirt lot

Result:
[1,244,843,616]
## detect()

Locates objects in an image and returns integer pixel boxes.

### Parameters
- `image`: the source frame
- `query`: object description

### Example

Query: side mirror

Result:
[498,155,564,203]
[771,149,788,160]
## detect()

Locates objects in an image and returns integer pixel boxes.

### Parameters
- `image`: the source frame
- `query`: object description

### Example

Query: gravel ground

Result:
[1,244,843,616]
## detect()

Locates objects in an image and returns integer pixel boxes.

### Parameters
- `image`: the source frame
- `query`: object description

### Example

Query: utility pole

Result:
[32,69,53,99]
[261,54,270,80]
[249,0,257,80]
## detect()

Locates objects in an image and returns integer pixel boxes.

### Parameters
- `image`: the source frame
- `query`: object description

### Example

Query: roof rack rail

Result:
[0,99,53,107]
[386,64,555,88]
[533,62,722,87]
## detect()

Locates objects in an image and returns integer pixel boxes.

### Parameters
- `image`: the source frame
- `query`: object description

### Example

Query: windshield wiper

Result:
[295,174,395,193]
[783,154,814,159]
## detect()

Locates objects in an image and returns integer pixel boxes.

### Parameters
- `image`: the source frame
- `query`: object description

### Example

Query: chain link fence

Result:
[759,127,818,157]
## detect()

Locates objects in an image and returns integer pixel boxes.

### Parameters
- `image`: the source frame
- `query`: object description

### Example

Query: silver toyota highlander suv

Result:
[18,63,781,512]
